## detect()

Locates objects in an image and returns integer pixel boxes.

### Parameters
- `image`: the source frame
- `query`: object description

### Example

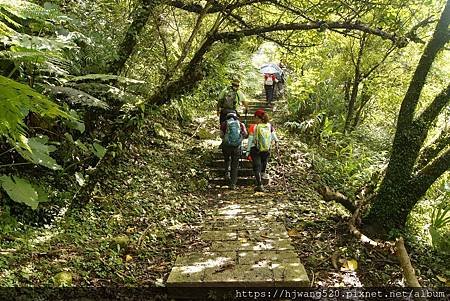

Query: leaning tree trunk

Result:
[148,35,217,105]
[363,0,450,235]
[344,35,366,133]
[109,0,160,74]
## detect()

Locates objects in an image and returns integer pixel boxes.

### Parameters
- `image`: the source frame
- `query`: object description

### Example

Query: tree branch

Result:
[395,1,450,132]
[414,147,450,190]
[214,21,400,44]
[165,2,212,81]
[166,0,271,14]
[417,129,450,169]
[395,237,421,288]
[416,83,450,126]
[362,44,397,79]
[318,186,357,213]
[229,12,318,50]
[405,16,436,44]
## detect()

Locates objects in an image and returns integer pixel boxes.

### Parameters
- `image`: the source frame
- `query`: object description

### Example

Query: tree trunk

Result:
[344,36,366,133]
[109,0,160,74]
[351,85,371,130]
[148,35,217,105]
[363,0,450,235]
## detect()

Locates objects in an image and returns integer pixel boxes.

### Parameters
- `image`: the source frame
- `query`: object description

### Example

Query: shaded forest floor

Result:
[0,105,448,288]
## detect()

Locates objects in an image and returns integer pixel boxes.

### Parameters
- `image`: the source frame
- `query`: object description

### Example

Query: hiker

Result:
[217,79,248,124]
[263,73,277,104]
[246,109,279,192]
[220,112,248,190]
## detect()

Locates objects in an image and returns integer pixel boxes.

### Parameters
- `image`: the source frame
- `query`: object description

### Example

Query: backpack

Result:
[255,123,272,152]
[223,119,242,147]
[264,75,273,85]
[222,89,239,110]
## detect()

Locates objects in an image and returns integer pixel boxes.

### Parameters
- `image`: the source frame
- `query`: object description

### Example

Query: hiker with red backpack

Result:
[220,112,248,190]
[246,109,279,192]
[263,73,277,105]
[217,79,248,124]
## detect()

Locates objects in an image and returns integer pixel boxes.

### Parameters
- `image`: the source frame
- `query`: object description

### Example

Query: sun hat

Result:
[254,109,265,118]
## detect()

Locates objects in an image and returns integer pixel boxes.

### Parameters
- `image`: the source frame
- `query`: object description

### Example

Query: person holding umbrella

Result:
[264,73,277,104]
[217,78,248,125]
[260,64,281,104]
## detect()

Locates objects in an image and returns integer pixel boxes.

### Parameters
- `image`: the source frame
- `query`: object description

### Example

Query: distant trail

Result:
[165,97,310,295]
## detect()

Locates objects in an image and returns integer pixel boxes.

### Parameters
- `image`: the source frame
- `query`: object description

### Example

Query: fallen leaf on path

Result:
[288,229,300,237]
[213,262,235,273]
[341,259,358,271]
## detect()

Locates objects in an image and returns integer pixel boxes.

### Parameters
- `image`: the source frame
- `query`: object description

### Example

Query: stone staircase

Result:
[165,96,309,297]
[208,98,273,188]
[166,194,309,296]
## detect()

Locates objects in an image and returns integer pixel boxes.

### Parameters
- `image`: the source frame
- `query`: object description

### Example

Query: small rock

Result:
[153,123,171,139]
[197,127,215,140]
[112,235,129,248]
[54,271,72,286]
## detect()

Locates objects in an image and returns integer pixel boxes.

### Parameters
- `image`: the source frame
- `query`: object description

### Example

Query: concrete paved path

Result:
[167,191,309,287]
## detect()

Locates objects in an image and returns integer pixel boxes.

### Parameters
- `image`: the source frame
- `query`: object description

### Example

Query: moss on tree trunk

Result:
[362,0,450,236]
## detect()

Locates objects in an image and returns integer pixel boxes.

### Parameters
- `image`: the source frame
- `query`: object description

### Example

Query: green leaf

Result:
[16,135,62,170]
[67,74,145,85]
[74,140,89,153]
[47,86,109,109]
[35,184,49,203]
[0,175,39,209]
[91,142,106,159]
[75,172,85,186]
[0,75,70,148]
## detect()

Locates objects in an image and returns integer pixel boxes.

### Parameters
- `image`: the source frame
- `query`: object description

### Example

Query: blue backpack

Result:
[223,119,242,147]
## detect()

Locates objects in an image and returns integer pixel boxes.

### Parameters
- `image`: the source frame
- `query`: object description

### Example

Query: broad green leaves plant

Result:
[0,75,70,150]
[91,142,106,159]
[430,194,450,253]
[0,175,48,209]
[16,136,62,170]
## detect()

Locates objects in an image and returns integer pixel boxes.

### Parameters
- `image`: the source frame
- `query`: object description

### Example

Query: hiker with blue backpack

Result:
[217,79,248,124]
[220,112,248,190]
[246,109,279,192]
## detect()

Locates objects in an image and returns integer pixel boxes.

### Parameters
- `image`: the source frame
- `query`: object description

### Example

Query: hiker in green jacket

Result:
[217,79,248,124]
[246,109,279,192]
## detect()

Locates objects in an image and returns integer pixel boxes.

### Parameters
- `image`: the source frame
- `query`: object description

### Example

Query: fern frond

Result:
[68,74,145,85]
[0,0,65,26]
[0,20,17,37]
[46,86,109,109]
[71,82,144,104]
[0,75,70,149]
[0,10,22,29]
[5,34,76,51]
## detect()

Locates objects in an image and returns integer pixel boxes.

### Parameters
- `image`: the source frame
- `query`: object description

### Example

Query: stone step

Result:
[211,151,247,159]
[210,159,253,168]
[167,226,309,290]
[209,177,268,186]
[210,167,254,177]
[247,105,274,109]
[247,99,267,103]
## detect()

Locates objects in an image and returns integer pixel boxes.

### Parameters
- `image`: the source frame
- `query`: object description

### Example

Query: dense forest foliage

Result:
[0,0,448,289]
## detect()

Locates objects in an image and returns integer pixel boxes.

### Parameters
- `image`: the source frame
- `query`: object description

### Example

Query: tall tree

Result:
[109,0,161,74]
[363,0,450,235]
